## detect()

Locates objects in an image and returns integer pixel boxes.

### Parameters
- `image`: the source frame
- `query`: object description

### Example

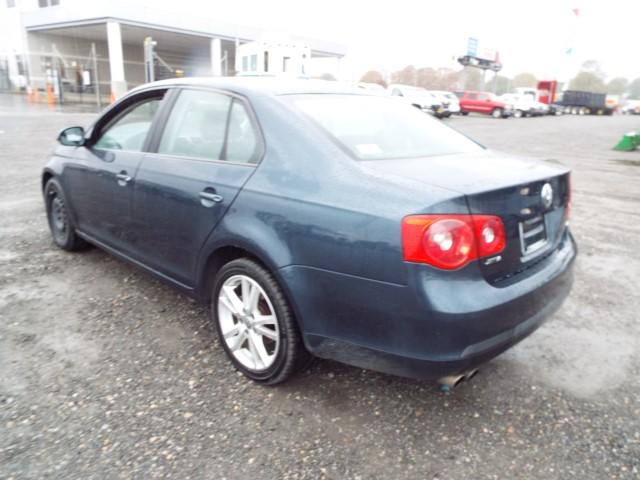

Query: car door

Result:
[462,92,478,112]
[476,93,492,113]
[64,90,167,251]
[129,88,261,287]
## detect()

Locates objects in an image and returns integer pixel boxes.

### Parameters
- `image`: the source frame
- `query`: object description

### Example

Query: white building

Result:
[0,0,346,103]
[236,40,311,77]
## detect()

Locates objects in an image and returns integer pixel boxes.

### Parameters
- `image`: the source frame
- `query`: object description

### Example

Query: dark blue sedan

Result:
[42,78,576,387]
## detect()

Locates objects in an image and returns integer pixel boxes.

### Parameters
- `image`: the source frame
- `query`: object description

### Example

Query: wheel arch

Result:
[42,169,55,192]
[198,244,263,302]
[197,239,288,302]
[197,241,307,337]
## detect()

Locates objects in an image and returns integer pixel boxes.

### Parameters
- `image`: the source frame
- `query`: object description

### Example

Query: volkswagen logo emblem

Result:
[541,183,553,209]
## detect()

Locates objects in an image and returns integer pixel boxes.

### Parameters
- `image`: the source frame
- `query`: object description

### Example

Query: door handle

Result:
[199,190,223,206]
[116,171,132,186]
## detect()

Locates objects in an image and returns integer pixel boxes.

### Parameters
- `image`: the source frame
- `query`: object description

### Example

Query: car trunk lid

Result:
[361,151,571,283]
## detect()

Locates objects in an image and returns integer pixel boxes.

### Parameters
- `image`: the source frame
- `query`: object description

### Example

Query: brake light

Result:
[401,214,506,270]
[472,216,506,257]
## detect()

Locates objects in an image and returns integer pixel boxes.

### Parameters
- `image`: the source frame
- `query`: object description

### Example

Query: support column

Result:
[7,54,20,91]
[106,22,126,99]
[210,38,222,76]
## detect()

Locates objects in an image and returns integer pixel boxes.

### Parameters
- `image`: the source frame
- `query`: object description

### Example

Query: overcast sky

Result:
[186,0,639,82]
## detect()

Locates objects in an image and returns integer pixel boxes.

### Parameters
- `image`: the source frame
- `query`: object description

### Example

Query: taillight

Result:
[472,216,506,257]
[401,214,506,270]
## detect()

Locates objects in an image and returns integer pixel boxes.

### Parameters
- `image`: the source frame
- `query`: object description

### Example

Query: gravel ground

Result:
[1,95,639,479]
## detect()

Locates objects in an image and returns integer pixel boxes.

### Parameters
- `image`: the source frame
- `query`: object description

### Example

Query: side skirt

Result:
[76,230,196,298]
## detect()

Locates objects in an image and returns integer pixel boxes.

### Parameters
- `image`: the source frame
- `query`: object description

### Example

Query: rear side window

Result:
[94,95,163,151]
[226,100,258,163]
[158,90,231,161]
[292,94,482,161]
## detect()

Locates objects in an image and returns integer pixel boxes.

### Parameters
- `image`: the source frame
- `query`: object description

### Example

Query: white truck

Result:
[500,92,548,117]
[388,84,449,118]
[428,90,461,115]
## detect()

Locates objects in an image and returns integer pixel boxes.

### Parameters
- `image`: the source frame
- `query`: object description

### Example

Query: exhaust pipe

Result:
[438,369,479,392]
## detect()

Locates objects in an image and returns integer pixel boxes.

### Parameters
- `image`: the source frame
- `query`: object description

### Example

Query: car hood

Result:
[359,150,568,195]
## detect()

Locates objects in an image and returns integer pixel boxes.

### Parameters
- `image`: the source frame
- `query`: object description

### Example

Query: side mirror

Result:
[57,126,86,146]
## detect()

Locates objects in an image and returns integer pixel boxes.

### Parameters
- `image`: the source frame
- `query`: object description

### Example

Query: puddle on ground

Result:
[0,249,20,262]
[504,321,636,399]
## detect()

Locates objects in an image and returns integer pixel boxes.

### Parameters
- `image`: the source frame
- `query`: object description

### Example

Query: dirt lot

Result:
[1,95,639,479]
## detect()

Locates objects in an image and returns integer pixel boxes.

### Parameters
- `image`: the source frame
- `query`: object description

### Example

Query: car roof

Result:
[129,76,371,97]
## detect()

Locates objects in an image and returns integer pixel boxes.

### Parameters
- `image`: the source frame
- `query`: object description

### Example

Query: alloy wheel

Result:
[217,274,280,371]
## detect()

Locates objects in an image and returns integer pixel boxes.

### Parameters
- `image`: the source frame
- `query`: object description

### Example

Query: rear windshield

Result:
[290,94,483,160]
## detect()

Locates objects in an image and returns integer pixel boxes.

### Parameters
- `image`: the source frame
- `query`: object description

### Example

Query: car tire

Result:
[44,177,87,251]
[491,108,503,119]
[461,111,469,116]
[211,258,311,385]
[513,109,523,118]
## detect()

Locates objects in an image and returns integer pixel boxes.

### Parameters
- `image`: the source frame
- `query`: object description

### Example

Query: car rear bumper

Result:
[279,229,576,380]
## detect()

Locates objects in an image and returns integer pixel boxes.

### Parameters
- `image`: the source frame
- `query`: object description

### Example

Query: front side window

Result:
[291,94,483,161]
[94,95,163,151]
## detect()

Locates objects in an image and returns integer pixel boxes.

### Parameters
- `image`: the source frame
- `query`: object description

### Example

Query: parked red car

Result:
[455,91,512,118]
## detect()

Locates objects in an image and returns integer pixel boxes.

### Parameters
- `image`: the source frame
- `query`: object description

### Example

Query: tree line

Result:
[360,61,640,98]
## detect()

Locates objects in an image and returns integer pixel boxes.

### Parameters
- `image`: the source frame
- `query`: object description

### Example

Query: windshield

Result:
[290,94,483,161]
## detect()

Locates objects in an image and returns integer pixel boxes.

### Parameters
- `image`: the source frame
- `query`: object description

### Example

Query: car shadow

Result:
[67,242,530,420]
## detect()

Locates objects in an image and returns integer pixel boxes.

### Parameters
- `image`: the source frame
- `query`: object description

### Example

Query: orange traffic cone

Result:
[26,86,33,103]
[33,88,40,103]
[110,90,116,104]
[46,85,55,105]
